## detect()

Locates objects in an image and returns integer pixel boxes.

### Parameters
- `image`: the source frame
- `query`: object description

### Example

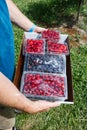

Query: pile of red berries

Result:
[24,39,45,54]
[47,41,68,54]
[23,73,65,97]
[42,29,60,42]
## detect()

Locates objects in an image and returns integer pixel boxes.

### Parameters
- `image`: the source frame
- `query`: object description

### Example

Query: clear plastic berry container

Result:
[24,32,42,40]
[20,71,68,101]
[23,39,45,55]
[23,32,44,55]
[24,54,66,74]
[42,29,60,42]
[47,41,69,55]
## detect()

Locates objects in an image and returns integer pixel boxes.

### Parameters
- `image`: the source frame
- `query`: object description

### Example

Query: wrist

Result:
[28,24,37,32]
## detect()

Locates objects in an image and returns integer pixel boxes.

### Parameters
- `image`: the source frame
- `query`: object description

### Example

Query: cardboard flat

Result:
[14,36,73,104]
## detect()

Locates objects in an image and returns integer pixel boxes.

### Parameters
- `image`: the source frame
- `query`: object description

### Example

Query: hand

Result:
[34,26,47,33]
[25,99,61,114]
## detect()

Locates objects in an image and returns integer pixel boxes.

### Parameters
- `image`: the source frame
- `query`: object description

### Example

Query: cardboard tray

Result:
[13,38,73,104]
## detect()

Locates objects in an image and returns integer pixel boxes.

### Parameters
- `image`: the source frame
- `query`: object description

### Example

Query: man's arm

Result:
[6,0,45,32]
[0,72,60,114]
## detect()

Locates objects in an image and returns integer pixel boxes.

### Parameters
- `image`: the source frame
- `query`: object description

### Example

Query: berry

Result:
[23,73,65,97]
[24,54,65,74]
[47,41,68,54]
[24,39,45,54]
[42,29,60,42]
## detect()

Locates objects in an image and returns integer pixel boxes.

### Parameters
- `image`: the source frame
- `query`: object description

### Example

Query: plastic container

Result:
[47,41,69,55]
[24,54,66,74]
[42,29,60,42]
[23,39,45,55]
[24,32,42,40]
[20,71,68,101]
[23,32,44,55]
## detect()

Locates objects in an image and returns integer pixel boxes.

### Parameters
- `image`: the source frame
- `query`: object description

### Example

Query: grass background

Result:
[13,0,87,129]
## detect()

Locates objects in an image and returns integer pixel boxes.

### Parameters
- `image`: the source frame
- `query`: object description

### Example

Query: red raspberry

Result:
[24,39,44,54]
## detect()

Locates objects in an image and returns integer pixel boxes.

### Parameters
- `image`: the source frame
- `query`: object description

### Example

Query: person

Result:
[0,0,60,130]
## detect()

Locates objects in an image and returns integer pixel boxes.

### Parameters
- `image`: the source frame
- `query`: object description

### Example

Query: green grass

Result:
[12,0,87,129]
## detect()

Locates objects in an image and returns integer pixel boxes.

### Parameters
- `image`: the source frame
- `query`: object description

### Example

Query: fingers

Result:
[27,100,61,114]
[34,26,47,33]
[32,100,61,113]
[38,101,61,113]
[40,100,61,108]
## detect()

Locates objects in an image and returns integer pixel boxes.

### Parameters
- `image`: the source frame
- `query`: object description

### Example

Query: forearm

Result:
[0,72,33,113]
[6,0,33,31]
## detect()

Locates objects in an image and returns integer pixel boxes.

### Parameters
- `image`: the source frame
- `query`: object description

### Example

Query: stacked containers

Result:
[20,30,69,101]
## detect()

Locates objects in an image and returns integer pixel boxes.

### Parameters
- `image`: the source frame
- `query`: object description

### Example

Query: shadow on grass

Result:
[23,0,79,28]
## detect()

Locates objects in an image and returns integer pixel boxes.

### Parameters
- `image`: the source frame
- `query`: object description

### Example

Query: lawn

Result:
[13,0,87,129]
